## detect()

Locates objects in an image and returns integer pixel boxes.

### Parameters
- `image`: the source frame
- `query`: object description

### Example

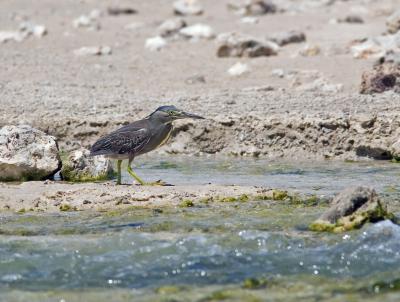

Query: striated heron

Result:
[90,105,204,185]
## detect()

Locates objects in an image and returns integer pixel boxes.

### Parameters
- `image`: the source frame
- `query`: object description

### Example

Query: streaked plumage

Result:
[90,105,204,185]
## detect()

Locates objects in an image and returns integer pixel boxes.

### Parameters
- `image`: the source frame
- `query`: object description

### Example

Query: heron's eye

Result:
[168,110,175,115]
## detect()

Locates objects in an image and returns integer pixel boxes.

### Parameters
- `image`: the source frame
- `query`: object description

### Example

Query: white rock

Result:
[61,148,113,181]
[73,11,100,30]
[0,125,60,181]
[145,36,167,51]
[179,23,215,40]
[73,46,112,56]
[19,22,47,37]
[228,62,250,76]
[173,0,203,15]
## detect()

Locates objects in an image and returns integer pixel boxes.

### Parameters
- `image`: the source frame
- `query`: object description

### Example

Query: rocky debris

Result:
[107,7,137,16]
[309,186,394,233]
[0,125,60,181]
[228,62,250,76]
[179,24,215,40]
[173,0,203,16]
[267,30,306,46]
[61,148,113,182]
[73,10,101,30]
[0,22,47,43]
[350,32,400,59]
[145,36,167,51]
[360,62,400,94]
[228,0,278,16]
[73,46,112,56]
[386,9,400,34]
[217,32,279,57]
[297,44,321,56]
[158,18,186,37]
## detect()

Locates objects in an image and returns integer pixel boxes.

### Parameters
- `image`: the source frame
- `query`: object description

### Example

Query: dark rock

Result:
[268,30,306,46]
[360,62,400,94]
[107,7,137,16]
[339,15,364,24]
[310,186,394,232]
[355,143,391,160]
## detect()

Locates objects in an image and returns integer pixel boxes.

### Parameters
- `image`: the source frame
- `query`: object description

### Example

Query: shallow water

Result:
[1,157,400,302]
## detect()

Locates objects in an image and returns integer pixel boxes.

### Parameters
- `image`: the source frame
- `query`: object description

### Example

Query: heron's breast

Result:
[157,127,173,147]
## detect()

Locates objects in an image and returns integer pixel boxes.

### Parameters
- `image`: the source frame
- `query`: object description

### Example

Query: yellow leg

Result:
[127,160,166,186]
[116,160,122,185]
[127,165,145,185]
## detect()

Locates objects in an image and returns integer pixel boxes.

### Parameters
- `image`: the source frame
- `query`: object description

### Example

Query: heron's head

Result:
[149,105,204,123]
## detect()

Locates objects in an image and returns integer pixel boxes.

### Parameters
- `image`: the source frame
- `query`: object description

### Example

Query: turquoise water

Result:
[1,157,400,301]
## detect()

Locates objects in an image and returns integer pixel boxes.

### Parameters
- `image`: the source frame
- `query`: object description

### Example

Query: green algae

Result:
[180,200,195,207]
[309,200,396,233]
[242,278,268,290]
[59,204,77,212]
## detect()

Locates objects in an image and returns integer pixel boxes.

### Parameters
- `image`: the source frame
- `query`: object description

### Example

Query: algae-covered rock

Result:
[0,125,61,181]
[310,186,394,233]
[61,148,113,182]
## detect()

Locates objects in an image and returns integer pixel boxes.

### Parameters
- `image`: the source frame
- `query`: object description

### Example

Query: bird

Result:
[90,105,204,185]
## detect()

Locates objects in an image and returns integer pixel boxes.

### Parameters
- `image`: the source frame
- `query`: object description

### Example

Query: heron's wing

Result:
[90,127,150,156]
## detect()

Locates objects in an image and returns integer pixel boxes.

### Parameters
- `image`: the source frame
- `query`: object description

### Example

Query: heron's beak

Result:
[180,111,205,119]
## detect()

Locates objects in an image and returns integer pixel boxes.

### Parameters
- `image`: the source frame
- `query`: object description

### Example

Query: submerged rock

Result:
[0,125,61,181]
[173,0,203,16]
[360,62,400,94]
[310,186,394,233]
[217,32,278,57]
[61,148,113,182]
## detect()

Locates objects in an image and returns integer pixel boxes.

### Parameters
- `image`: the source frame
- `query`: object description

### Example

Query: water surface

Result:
[1,157,400,301]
